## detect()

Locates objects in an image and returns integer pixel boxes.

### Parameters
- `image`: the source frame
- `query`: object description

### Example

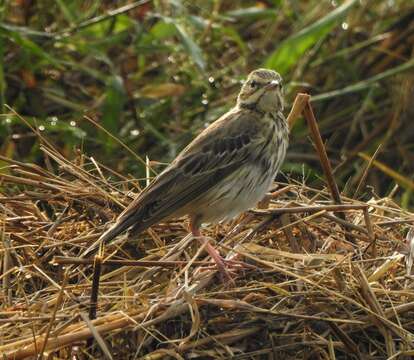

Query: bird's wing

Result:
[93,107,267,249]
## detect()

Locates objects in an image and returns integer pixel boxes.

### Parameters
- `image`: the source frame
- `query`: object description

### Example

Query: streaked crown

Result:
[237,69,284,113]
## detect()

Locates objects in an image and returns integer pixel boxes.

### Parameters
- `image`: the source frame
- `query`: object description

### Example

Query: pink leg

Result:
[190,217,234,283]
[189,216,256,284]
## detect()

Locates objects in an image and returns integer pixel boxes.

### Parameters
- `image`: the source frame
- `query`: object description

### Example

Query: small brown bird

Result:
[89,68,288,277]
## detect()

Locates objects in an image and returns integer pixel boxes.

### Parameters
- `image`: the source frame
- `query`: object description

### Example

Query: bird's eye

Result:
[250,80,257,88]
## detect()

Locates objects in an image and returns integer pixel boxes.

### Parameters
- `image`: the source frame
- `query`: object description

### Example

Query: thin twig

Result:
[83,115,155,174]
[252,203,367,216]
[52,257,210,267]
[354,144,383,198]
[56,0,151,37]
[81,312,114,360]
[39,272,68,359]
[362,207,377,256]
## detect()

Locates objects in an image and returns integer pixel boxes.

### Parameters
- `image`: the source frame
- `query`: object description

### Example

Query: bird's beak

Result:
[266,80,280,90]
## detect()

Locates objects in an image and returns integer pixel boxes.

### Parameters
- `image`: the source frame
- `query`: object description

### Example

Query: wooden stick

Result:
[87,255,102,350]
[301,100,354,243]
[287,93,310,129]
[89,256,102,321]
[302,101,343,207]
[253,204,367,216]
[52,257,210,267]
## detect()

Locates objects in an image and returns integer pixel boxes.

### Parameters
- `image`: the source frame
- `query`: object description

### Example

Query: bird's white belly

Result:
[197,163,275,224]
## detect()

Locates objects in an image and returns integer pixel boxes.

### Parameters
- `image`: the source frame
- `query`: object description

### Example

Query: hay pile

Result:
[1,145,414,360]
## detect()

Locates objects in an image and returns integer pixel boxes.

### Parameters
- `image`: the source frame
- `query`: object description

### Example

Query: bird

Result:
[87,68,289,278]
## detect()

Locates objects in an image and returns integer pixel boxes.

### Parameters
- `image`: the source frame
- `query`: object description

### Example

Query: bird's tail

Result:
[81,216,137,258]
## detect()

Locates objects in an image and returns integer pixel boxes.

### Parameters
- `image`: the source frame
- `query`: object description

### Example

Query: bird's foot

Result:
[212,257,256,286]
[195,236,255,286]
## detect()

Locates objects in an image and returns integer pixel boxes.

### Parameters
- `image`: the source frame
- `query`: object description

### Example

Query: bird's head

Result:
[237,69,284,113]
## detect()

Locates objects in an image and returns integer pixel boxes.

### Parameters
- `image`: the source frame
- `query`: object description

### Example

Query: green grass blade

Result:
[55,0,77,25]
[312,57,414,102]
[173,23,206,72]
[225,6,277,20]
[264,0,358,74]
[101,76,126,150]
[0,26,61,68]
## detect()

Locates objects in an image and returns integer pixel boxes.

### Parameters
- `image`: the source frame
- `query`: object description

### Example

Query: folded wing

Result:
[84,108,264,255]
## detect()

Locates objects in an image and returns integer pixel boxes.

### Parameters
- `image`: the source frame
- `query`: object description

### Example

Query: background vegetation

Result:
[1,0,414,206]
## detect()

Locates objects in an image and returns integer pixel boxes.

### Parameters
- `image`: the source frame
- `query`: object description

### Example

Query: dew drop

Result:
[130,129,140,137]
[38,125,45,131]
[341,22,349,30]
[201,99,208,105]
[70,121,76,127]
[5,117,12,124]
[208,76,215,83]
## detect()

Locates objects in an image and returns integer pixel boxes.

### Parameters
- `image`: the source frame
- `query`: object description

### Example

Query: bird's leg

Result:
[189,217,257,284]
[190,219,234,283]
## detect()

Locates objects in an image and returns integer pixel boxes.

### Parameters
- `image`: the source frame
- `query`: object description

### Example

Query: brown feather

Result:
[90,107,265,253]
[85,68,288,257]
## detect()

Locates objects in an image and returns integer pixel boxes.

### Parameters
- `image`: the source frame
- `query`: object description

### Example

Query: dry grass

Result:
[1,104,414,359]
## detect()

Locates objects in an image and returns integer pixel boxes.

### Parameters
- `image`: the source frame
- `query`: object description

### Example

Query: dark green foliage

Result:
[1,0,413,206]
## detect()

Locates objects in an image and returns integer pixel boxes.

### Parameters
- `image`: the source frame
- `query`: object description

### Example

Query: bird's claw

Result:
[202,257,256,286]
